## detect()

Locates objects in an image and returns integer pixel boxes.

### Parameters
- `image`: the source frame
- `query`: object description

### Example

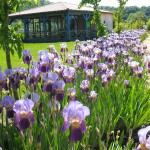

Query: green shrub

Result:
[140,32,149,42]
[146,19,150,30]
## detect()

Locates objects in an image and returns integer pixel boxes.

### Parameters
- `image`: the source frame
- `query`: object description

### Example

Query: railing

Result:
[24,29,97,41]
[25,30,67,41]
[70,30,86,39]
[88,29,97,38]
[71,29,97,39]
[47,30,67,40]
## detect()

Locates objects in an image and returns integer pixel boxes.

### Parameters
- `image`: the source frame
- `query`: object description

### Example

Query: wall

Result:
[101,13,113,31]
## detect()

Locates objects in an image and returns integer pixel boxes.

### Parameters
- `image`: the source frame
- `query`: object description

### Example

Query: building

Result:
[9,2,113,42]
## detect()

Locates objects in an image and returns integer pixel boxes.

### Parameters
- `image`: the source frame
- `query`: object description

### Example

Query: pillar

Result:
[43,16,47,39]
[66,12,71,41]
[83,13,90,38]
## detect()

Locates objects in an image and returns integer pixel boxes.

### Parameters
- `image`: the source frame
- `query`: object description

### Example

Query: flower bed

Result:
[0,29,150,149]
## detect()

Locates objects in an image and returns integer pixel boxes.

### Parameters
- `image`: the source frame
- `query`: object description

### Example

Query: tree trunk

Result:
[3,0,12,69]
[3,0,19,100]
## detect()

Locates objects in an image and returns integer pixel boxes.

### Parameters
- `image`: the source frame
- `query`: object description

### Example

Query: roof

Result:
[9,2,113,17]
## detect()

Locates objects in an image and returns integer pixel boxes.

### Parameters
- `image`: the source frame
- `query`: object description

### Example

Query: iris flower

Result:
[67,88,76,101]
[53,80,65,101]
[136,126,150,150]
[0,71,8,91]
[62,101,90,141]
[1,95,15,118]
[42,72,58,93]
[63,67,76,83]
[13,99,34,130]
[80,80,90,93]
[22,50,32,64]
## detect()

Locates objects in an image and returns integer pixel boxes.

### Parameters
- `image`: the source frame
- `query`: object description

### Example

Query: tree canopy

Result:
[79,0,107,37]
[0,0,38,99]
[99,6,150,21]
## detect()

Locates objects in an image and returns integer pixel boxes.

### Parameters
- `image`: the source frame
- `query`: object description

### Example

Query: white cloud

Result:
[100,0,150,7]
[50,0,150,7]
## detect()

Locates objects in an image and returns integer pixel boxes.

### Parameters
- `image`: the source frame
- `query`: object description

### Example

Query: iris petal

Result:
[19,117,30,130]
[70,127,82,142]
[81,120,86,133]
[62,121,70,132]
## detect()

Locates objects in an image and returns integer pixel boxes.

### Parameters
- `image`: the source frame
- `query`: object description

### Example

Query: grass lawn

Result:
[0,41,75,71]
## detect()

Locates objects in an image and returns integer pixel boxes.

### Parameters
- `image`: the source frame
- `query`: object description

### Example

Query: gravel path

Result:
[143,34,150,54]
[143,34,150,83]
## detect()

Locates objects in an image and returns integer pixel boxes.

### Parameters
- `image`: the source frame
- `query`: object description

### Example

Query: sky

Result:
[50,0,150,7]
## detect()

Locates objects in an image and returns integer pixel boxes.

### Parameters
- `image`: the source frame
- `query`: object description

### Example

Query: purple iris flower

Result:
[80,80,90,93]
[0,71,8,91]
[5,69,14,83]
[13,99,34,130]
[47,45,55,52]
[132,46,140,55]
[101,74,109,87]
[85,69,94,80]
[97,63,108,74]
[67,88,76,101]
[74,39,80,50]
[0,71,5,82]
[72,50,80,60]
[124,80,129,85]
[136,126,150,150]
[128,61,139,73]
[63,67,76,83]
[60,43,68,52]
[88,91,97,102]
[18,68,27,80]
[106,69,115,82]
[1,95,15,118]
[42,72,58,93]
[84,58,94,69]
[62,101,90,141]
[124,80,130,88]
[4,69,12,77]
[93,47,102,57]
[48,53,55,65]
[38,50,48,58]
[144,55,150,69]
[24,92,40,104]
[66,54,73,64]
[78,56,85,69]
[53,80,65,101]
[38,54,50,73]
[81,46,89,56]
[122,50,129,57]
[107,51,116,63]
[102,50,108,60]
[5,69,20,89]
[29,67,40,83]
[53,63,63,78]
[135,67,143,78]
[22,50,32,64]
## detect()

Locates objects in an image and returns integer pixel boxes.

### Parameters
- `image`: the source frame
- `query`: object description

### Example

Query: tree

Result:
[0,0,38,69]
[79,0,107,37]
[123,6,140,20]
[127,11,147,29]
[0,0,37,99]
[147,19,150,30]
[39,0,51,6]
[114,0,128,33]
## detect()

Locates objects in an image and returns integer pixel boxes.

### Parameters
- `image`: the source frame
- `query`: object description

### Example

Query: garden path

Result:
[143,34,150,84]
[143,34,150,53]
